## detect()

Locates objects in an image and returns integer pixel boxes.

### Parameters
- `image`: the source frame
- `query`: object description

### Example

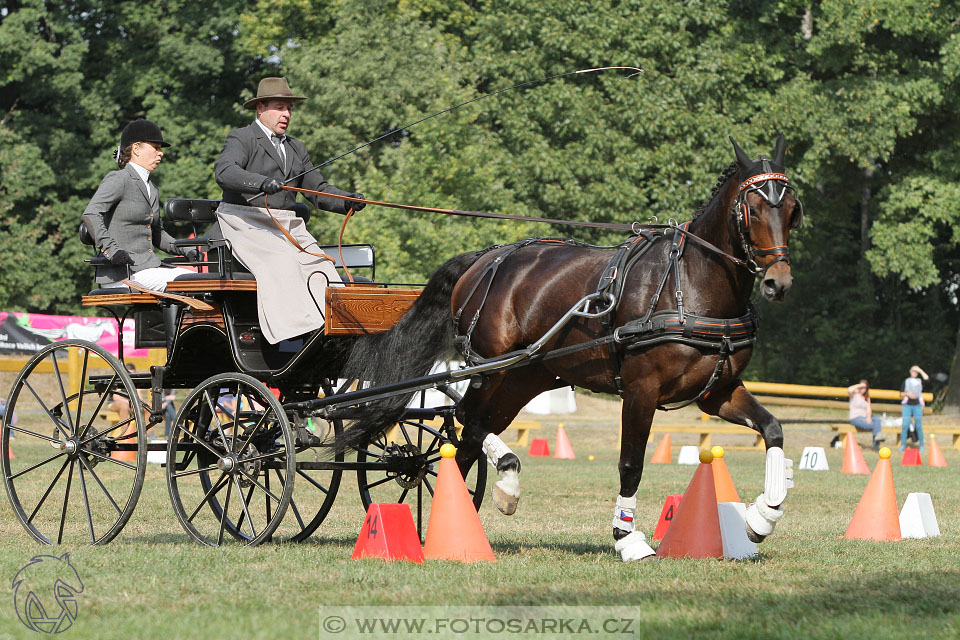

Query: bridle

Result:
[732,160,803,276]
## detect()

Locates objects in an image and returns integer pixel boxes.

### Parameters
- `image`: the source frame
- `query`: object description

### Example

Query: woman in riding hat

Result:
[81,119,198,291]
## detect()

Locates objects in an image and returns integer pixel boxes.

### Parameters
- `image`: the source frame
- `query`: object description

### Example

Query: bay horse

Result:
[338,134,801,560]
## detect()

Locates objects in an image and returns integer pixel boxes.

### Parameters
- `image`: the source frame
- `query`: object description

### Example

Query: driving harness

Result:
[453,169,797,410]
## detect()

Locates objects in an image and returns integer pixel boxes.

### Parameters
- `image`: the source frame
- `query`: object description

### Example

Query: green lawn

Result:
[0,415,958,640]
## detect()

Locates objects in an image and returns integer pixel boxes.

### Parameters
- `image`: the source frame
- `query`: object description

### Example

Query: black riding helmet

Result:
[120,119,170,150]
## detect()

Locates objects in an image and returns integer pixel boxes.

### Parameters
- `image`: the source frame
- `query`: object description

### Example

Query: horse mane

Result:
[692,161,739,220]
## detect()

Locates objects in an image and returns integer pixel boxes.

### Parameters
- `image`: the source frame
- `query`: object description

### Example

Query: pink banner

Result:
[0,311,147,358]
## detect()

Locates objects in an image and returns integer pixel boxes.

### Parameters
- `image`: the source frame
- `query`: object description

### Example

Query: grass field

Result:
[1,395,959,640]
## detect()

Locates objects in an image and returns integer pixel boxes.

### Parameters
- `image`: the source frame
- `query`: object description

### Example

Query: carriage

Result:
[2,135,799,558]
[0,197,488,546]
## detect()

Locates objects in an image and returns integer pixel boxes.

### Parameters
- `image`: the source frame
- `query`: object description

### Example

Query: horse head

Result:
[729,133,802,301]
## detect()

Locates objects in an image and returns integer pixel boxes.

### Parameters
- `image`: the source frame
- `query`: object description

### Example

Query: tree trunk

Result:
[860,166,874,256]
[941,322,960,415]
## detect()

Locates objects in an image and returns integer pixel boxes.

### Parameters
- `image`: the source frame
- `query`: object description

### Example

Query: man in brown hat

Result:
[214,77,365,344]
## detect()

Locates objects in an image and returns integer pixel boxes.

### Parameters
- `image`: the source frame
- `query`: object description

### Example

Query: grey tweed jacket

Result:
[214,122,353,212]
[81,163,179,283]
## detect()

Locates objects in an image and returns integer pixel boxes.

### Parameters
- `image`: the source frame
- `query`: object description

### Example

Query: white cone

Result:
[899,492,940,539]
[799,446,829,471]
[718,502,758,560]
[677,445,700,465]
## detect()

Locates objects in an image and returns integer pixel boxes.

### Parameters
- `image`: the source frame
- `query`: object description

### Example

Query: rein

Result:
[263,188,359,282]
[275,167,793,319]
[279,186,635,230]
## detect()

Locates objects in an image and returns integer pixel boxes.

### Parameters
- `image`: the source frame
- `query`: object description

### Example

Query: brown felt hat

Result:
[243,77,306,110]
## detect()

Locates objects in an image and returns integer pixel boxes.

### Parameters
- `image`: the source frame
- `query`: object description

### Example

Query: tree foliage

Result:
[2,0,959,395]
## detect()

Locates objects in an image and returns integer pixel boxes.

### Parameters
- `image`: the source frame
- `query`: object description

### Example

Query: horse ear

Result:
[773,133,786,167]
[729,136,752,169]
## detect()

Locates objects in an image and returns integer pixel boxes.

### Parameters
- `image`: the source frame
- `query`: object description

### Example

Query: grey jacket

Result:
[81,164,180,283]
[214,122,352,212]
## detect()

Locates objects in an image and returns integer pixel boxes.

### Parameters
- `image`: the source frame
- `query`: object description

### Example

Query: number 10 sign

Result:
[799,446,829,471]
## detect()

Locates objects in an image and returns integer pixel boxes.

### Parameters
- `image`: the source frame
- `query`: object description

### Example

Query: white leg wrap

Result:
[482,433,514,468]
[495,469,520,499]
[762,446,793,507]
[614,531,656,562]
[745,494,784,538]
[612,494,637,534]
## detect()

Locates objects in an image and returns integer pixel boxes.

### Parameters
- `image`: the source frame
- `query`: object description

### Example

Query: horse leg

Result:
[698,382,793,543]
[455,367,557,516]
[611,388,657,562]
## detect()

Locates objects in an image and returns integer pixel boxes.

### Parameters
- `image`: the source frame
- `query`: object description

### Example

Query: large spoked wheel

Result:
[166,373,295,546]
[1,340,146,545]
[277,413,343,543]
[356,416,486,537]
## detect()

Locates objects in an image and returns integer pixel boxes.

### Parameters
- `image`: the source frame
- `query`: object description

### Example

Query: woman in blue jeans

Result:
[847,380,885,451]
[900,365,929,452]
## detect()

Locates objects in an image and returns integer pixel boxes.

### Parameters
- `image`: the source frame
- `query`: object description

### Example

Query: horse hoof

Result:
[614,531,656,562]
[492,483,519,515]
[745,522,766,544]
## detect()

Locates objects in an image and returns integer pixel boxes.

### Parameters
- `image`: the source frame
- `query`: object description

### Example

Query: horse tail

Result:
[334,250,484,453]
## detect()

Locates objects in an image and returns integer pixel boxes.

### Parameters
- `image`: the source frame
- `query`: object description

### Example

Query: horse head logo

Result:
[12,553,84,634]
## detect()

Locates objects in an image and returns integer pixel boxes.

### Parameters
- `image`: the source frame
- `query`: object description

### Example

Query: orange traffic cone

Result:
[656,450,723,559]
[840,432,870,475]
[710,446,740,503]
[844,447,900,541]
[111,421,137,463]
[650,434,671,464]
[928,435,947,468]
[423,444,495,563]
[553,424,575,460]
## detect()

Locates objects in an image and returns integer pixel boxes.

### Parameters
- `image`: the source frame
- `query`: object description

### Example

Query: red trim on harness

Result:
[739,172,789,191]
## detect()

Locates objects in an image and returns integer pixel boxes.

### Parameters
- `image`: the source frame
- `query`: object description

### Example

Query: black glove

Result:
[110,249,135,266]
[182,249,201,262]
[261,177,283,194]
[348,193,365,212]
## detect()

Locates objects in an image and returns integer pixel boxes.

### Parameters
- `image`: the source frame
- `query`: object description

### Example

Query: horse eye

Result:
[748,205,759,217]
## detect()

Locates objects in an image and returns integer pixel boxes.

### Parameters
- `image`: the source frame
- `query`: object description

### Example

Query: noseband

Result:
[733,161,803,276]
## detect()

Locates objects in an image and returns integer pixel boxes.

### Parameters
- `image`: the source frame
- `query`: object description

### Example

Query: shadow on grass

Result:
[492,568,960,623]
[118,532,359,546]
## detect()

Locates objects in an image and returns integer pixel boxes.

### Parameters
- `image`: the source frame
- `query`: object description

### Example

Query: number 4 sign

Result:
[799,446,829,471]
[653,494,683,540]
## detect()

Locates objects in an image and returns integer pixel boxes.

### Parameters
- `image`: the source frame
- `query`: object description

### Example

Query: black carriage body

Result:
[1,196,484,547]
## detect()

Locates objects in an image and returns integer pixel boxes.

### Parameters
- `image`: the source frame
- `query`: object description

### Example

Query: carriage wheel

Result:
[270,411,343,543]
[356,417,486,538]
[166,373,295,546]
[1,340,146,545]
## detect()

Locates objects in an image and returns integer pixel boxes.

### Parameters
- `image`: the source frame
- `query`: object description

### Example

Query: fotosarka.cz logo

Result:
[11,553,84,634]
